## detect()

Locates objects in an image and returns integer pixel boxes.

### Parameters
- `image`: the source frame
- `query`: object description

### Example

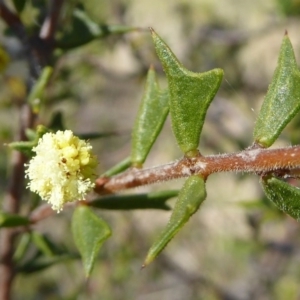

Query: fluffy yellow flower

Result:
[25,130,98,212]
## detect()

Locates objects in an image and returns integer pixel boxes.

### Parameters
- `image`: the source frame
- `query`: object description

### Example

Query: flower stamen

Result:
[25,130,98,212]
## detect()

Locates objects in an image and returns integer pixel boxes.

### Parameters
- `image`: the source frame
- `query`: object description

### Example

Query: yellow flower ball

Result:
[25,130,98,212]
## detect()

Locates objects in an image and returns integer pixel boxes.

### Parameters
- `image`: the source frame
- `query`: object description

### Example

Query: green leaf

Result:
[131,66,169,166]
[276,0,300,16]
[77,131,121,140]
[28,66,53,113]
[48,111,65,131]
[0,212,30,228]
[31,232,55,256]
[16,233,78,273]
[143,175,206,267]
[253,33,300,148]
[12,0,27,13]
[8,125,49,156]
[13,233,31,262]
[72,206,111,277]
[17,254,77,274]
[150,28,223,156]
[7,140,36,156]
[25,128,37,141]
[89,190,178,210]
[57,8,139,49]
[261,175,300,220]
[102,157,132,177]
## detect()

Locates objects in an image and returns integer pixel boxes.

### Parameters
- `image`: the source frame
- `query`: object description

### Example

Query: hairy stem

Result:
[28,145,300,227]
[95,145,300,193]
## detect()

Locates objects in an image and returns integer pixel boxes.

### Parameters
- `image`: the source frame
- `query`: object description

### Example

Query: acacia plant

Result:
[1,1,300,299]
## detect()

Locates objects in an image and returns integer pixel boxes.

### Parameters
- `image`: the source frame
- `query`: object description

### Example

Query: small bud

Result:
[25,130,98,212]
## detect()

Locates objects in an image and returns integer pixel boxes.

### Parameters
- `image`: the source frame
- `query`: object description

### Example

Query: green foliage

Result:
[261,175,300,220]
[47,111,65,131]
[56,7,138,49]
[16,232,77,274]
[71,206,111,277]
[17,254,75,274]
[3,1,300,298]
[12,0,27,13]
[143,175,206,266]
[253,33,300,147]
[276,0,300,16]
[102,157,132,177]
[131,67,169,166]
[90,190,178,210]
[8,125,49,157]
[0,212,30,228]
[28,66,53,113]
[151,29,223,156]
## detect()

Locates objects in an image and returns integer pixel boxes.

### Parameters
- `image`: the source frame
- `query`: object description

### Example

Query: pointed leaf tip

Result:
[131,67,169,165]
[72,206,111,277]
[254,34,300,147]
[151,30,223,154]
[143,175,206,266]
[261,175,300,220]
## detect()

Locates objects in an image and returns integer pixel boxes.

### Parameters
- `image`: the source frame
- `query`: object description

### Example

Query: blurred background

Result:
[2,0,300,299]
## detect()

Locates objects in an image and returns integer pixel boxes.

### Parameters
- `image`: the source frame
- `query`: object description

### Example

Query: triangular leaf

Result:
[143,175,206,267]
[131,66,169,166]
[254,33,300,147]
[72,206,111,277]
[261,175,300,220]
[150,28,223,155]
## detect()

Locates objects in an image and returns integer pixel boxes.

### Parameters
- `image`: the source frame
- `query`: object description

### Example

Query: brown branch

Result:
[39,0,64,42]
[0,153,26,300]
[95,146,300,193]
[0,0,42,79]
[0,3,31,299]
[26,145,300,229]
[0,2,59,298]
[26,146,300,222]
[0,0,26,40]
[0,105,32,300]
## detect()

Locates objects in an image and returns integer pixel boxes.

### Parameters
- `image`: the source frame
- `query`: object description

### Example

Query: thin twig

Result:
[0,0,42,79]
[0,3,30,298]
[39,0,64,42]
[0,1,62,298]
[0,0,26,40]
[27,145,300,224]
[0,106,30,300]
[96,145,300,193]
